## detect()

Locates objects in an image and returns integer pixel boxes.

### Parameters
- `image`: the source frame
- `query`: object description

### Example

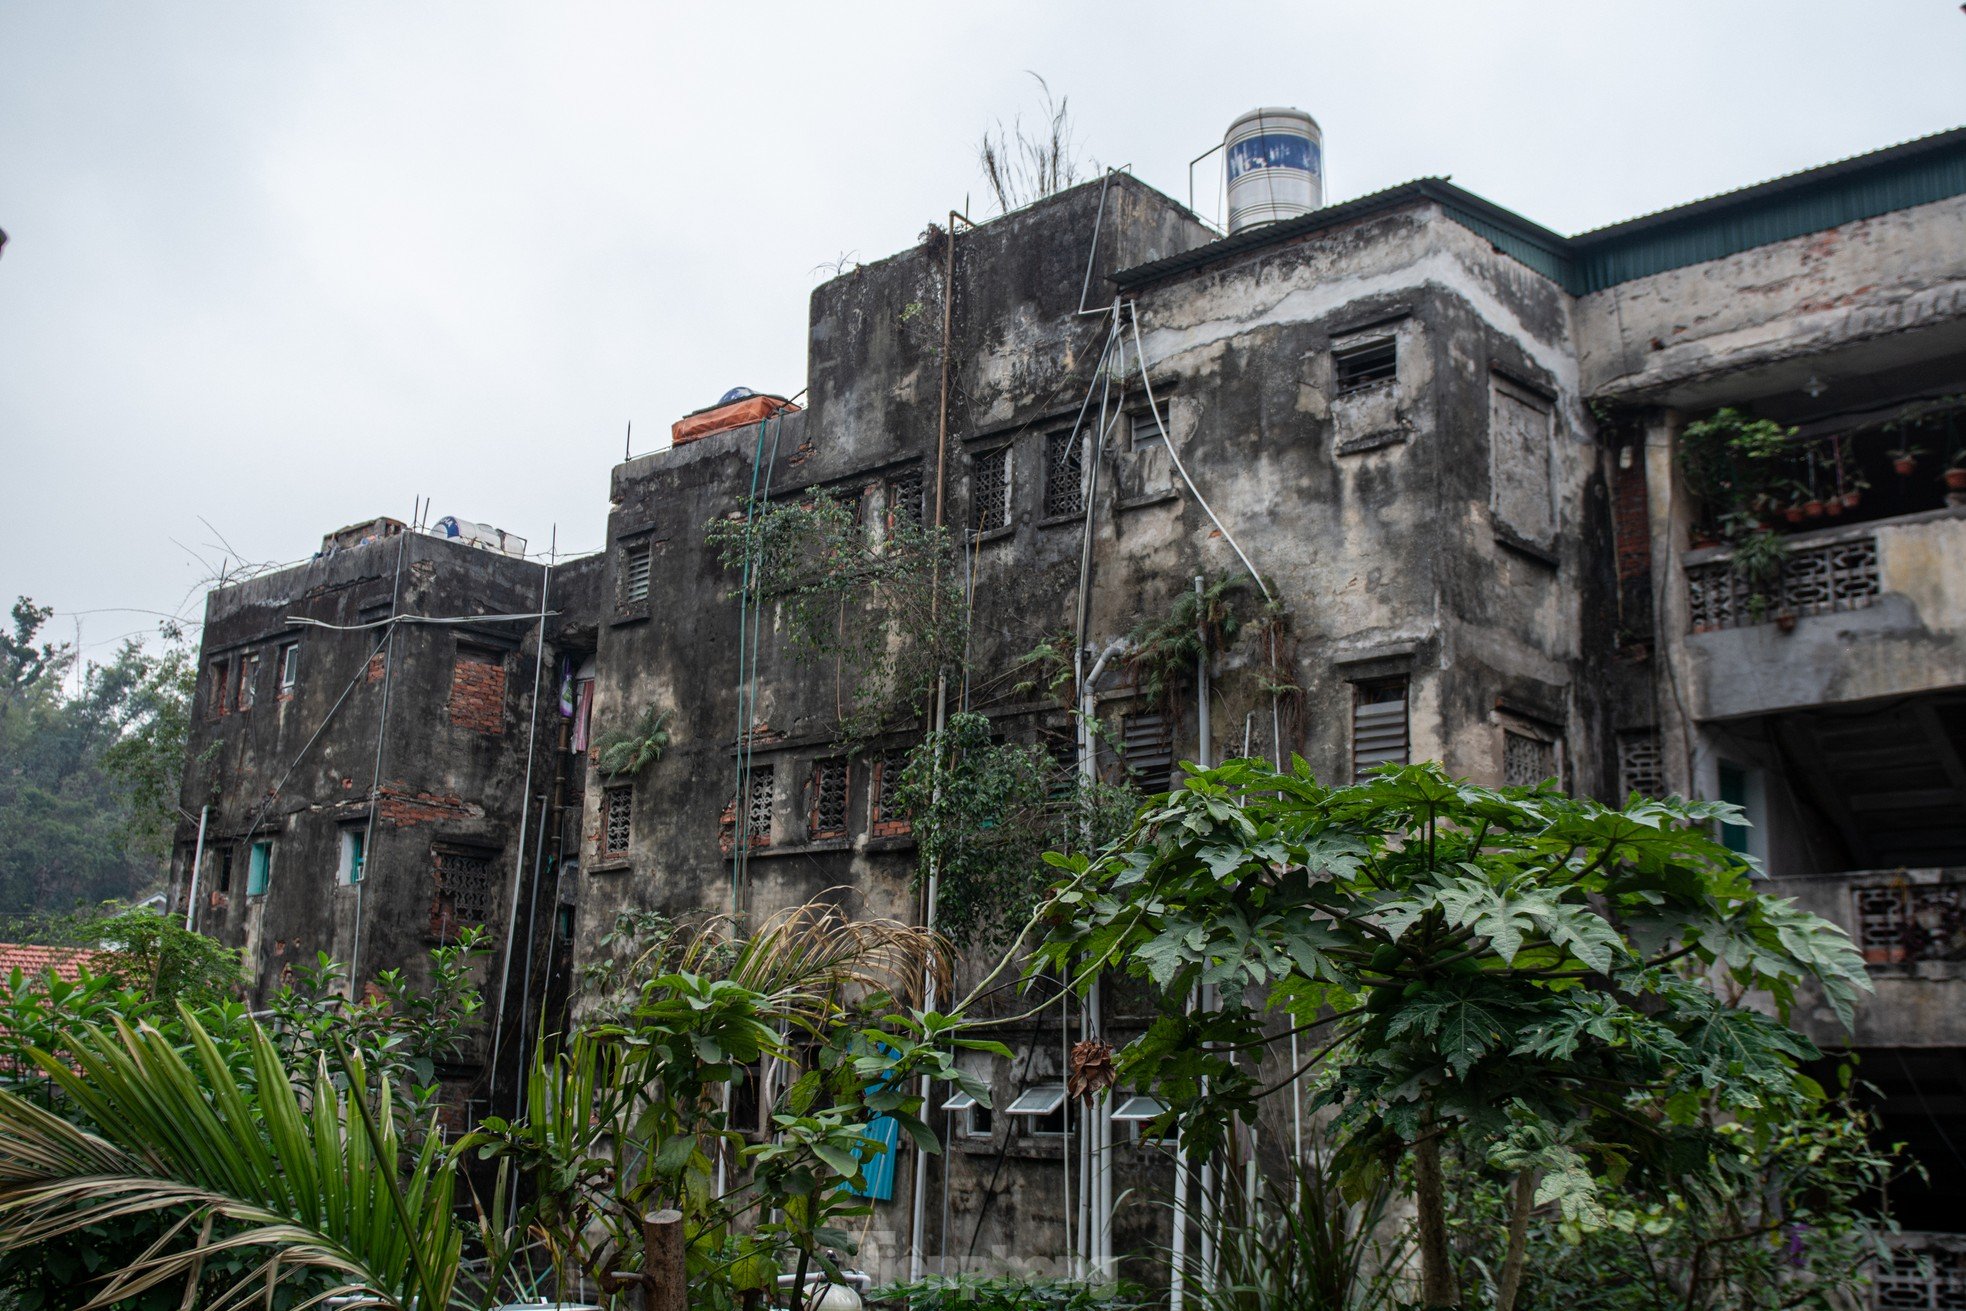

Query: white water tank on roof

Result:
[1225,107,1324,234]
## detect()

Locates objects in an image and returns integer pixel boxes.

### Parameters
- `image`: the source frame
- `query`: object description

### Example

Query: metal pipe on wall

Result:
[183,805,209,932]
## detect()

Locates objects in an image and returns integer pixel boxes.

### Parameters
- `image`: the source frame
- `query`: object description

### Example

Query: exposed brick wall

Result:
[448,654,507,734]
[377,783,486,827]
[1611,450,1654,643]
[366,652,385,684]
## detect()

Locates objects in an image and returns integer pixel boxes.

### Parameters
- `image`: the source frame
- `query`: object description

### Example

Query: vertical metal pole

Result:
[183,805,209,931]
[1195,576,1210,770]
[908,673,948,1281]
[489,539,552,1107]
[1170,1124,1189,1311]
[350,504,415,992]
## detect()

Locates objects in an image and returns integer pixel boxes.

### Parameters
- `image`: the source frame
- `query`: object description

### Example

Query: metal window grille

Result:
[430,846,497,938]
[1352,680,1409,778]
[620,540,652,605]
[873,748,908,824]
[888,467,925,527]
[1686,534,1879,631]
[1122,711,1175,793]
[1502,730,1556,788]
[809,758,849,839]
[603,785,633,855]
[1873,1236,1966,1309]
[1130,405,1166,450]
[970,448,1011,534]
[1617,729,1665,799]
[1853,881,1966,964]
[1334,337,1397,393]
[1044,429,1084,518]
[746,766,775,844]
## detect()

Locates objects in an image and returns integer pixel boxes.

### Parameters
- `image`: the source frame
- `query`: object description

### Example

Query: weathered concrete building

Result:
[177,122,1966,1298]
[174,518,603,1117]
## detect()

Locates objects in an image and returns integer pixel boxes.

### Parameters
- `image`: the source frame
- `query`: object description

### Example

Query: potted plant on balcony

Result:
[1679,407,1795,531]
[1944,449,1966,493]
[1732,528,1790,628]
[1889,444,1924,476]
[1840,475,1868,511]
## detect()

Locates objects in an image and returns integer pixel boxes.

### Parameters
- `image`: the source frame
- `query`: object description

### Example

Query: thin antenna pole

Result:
[625,421,632,463]
[489,525,554,1109]
[349,497,416,991]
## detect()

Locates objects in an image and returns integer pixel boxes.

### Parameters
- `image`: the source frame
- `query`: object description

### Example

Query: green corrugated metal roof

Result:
[1114,126,1966,296]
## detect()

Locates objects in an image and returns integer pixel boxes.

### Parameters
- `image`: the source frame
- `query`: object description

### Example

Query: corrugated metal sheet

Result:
[1116,126,1966,298]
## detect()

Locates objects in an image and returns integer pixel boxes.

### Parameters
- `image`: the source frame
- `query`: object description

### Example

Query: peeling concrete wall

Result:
[174,533,603,1113]
[1577,194,1966,405]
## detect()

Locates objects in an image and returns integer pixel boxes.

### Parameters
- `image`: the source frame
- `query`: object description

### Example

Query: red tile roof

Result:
[0,943,104,983]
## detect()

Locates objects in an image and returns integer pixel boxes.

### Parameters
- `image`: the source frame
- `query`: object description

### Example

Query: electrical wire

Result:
[1126,301,1273,606]
[286,611,558,632]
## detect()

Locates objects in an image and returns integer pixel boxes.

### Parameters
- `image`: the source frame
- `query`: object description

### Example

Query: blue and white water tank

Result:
[1225,107,1324,234]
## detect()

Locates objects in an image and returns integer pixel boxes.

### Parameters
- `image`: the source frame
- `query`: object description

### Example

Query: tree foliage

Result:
[706,490,965,746]
[1030,759,1871,1307]
[893,710,1137,951]
[0,602,194,916]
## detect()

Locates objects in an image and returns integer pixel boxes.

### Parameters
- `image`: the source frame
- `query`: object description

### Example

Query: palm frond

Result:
[0,1009,460,1311]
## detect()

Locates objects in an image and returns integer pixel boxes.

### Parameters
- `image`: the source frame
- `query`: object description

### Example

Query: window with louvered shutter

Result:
[620,540,652,605]
[1122,711,1175,793]
[1351,680,1409,778]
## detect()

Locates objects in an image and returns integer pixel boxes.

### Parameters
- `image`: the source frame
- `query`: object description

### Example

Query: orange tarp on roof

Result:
[671,395,800,448]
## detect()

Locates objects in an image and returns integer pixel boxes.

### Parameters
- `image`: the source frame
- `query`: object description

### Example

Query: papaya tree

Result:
[1030,760,1870,1310]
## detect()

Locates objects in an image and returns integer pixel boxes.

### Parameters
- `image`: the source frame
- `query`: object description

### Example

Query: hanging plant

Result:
[1123,576,1248,711]
[1889,446,1924,476]
[593,703,672,778]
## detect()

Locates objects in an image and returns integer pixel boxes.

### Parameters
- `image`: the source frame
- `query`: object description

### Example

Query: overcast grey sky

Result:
[3,1,1962,665]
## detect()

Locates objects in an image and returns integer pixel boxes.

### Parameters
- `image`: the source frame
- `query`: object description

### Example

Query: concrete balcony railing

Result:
[1873,1231,1966,1310]
[1686,529,1880,632]
[1674,507,1966,721]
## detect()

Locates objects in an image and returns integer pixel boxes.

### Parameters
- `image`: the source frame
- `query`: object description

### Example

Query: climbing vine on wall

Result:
[1123,575,1301,726]
[892,711,1138,952]
[706,489,967,747]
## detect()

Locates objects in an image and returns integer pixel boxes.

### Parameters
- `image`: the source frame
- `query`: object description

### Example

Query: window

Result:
[619,538,652,605]
[206,660,230,718]
[970,447,1011,535]
[1333,337,1397,393]
[745,766,775,846]
[942,1088,994,1140]
[871,748,910,834]
[337,829,365,886]
[1044,428,1085,517]
[1490,377,1555,547]
[808,757,849,840]
[1005,1083,1069,1137]
[429,845,497,939]
[603,785,633,856]
[1352,680,1409,778]
[215,845,234,894]
[246,840,273,896]
[1129,403,1167,450]
[1122,711,1175,793]
[278,644,299,696]
[555,904,575,945]
[236,653,259,711]
[1717,761,1754,858]
[1111,1093,1170,1144]
[1617,729,1664,800]
[887,466,925,528]
[1502,730,1556,788]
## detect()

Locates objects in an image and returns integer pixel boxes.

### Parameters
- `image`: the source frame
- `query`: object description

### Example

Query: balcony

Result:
[1875,1233,1966,1310]
[1676,507,1966,722]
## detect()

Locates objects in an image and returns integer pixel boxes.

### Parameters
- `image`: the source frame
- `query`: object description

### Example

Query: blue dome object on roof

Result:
[717,387,757,406]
